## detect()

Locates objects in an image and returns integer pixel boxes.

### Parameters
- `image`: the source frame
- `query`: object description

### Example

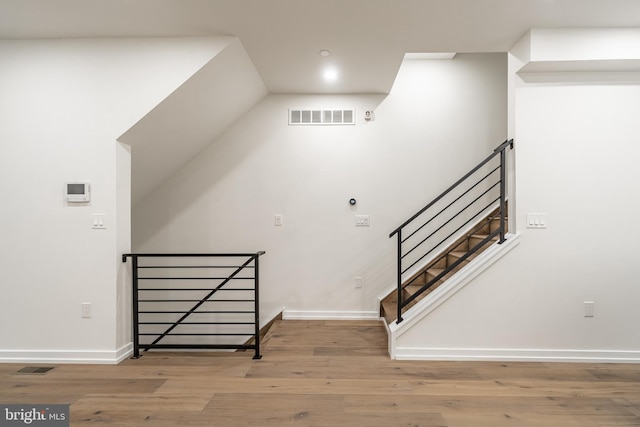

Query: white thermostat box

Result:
[65,182,91,202]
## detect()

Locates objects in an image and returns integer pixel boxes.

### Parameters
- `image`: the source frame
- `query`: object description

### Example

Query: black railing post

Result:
[396,230,403,324]
[499,144,507,244]
[131,255,140,359]
[253,253,262,360]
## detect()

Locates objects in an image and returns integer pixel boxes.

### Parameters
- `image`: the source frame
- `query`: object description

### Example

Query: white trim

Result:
[282,310,379,320]
[388,232,521,359]
[0,342,133,365]
[404,52,457,60]
[115,342,134,364]
[391,232,521,336]
[394,347,640,363]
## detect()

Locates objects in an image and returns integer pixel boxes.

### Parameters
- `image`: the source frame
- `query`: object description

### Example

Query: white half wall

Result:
[0,37,225,363]
[133,53,507,325]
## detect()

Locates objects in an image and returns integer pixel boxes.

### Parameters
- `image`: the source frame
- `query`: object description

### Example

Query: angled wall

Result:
[119,37,268,205]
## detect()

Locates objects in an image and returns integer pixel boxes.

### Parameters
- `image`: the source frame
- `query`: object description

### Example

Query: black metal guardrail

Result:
[389,140,513,323]
[122,252,265,359]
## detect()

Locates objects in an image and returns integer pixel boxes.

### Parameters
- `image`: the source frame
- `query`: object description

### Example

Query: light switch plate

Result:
[92,213,106,229]
[355,215,370,227]
[526,213,547,229]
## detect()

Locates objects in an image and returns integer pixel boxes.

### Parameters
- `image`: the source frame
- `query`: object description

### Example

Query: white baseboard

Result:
[0,342,133,365]
[394,347,640,363]
[115,342,134,363]
[283,310,380,320]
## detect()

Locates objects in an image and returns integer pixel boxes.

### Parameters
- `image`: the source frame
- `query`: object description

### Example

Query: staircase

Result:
[384,140,513,326]
[380,208,507,324]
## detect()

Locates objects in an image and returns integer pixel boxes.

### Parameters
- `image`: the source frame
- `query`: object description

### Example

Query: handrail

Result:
[390,140,512,324]
[390,140,512,238]
[122,252,265,261]
[122,251,265,359]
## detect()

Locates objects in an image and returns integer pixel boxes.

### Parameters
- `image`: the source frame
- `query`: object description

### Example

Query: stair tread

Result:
[449,250,472,256]
[448,251,479,260]
[427,267,458,277]
[382,204,509,325]
[404,283,432,296]
[469,234,499,245]
[382,290,423,324]
[380,300,397,324]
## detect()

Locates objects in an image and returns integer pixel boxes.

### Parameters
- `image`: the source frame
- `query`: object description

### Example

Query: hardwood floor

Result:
[2,320,639,426]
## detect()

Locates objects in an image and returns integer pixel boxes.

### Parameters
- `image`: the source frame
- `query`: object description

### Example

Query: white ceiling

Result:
[2,0,640,94]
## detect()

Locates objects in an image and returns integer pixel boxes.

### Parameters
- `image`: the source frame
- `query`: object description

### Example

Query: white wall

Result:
[133,53,507,323]
[120,37,269,205]
[0,37,222,363]
[530,28,640,62]
[116,142,132,352]
[395,29,640,362]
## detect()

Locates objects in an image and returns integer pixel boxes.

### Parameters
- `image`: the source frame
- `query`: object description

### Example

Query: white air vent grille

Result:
[289,109,356,125]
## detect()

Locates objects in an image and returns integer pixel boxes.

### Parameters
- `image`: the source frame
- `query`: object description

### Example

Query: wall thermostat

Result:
[364,110,375,121]
[65,182,91,202]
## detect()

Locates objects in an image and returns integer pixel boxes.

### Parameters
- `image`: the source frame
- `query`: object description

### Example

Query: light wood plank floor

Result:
[2,320,640,426]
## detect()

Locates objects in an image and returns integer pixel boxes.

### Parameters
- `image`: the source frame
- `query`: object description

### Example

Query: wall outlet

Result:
[584,301,594,318]
[274,214,283,226]
[355,276,363,288]
[81,302,92,318]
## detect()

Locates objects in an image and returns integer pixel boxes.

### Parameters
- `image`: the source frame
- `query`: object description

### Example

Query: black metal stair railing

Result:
[122,252,265,359]
[389,140,513,324]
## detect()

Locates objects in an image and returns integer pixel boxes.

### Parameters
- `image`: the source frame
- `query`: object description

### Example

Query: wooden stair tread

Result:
[469,234,499,247]
[381,205,509,324]
[427,267,458,279]
[448,250,473,257]
[381,299,400,324]
[404,282,442,298]
[448,250,479,261]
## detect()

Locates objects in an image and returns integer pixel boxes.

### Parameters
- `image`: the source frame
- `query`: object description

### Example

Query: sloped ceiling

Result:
[2,0,640,94]
[3,0,640,203]
[118,37,268,205]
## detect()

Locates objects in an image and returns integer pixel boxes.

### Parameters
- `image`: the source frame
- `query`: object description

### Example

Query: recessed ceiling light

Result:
[319,50,330,57]
[323,67,338,82]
